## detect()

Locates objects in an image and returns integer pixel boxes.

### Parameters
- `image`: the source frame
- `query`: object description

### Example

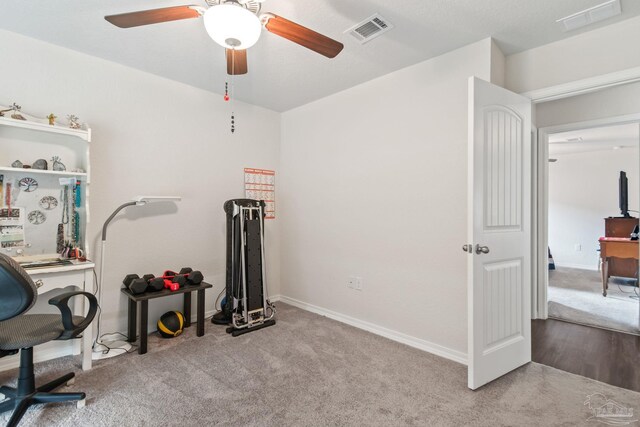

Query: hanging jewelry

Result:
[71,184,78,245]
[56,224,64,254]
[61,187,69,224]
[74,212,80,247]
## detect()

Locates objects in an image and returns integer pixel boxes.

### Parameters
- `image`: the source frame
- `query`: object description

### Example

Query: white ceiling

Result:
[549,123,640,156]
[1,0,640,111]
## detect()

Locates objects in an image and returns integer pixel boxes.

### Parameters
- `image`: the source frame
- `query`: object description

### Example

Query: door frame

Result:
[522,66,640,104]
[519,66,640,319]
[534,113,640,319]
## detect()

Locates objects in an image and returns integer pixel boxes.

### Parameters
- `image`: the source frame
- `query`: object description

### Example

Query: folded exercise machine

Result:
[212,199,276,336]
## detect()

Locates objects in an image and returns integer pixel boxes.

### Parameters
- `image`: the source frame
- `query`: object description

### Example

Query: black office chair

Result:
[0,253,97,427]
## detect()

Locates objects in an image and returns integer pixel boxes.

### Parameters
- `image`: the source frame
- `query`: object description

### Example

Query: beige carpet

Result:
[1,303,639,426]
[549,267,640,335]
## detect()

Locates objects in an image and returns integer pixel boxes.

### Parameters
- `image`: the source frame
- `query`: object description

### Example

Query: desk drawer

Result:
[27,270,86,294]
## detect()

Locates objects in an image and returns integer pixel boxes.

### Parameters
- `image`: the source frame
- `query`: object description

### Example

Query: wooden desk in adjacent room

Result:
[604,217,639,278]
[598,237,639,297]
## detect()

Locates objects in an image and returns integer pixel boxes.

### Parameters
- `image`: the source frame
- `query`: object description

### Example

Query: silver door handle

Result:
[475,245,490,254]
[462,244,472,253]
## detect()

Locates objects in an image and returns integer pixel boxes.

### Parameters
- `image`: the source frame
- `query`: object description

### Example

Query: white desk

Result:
[0,261,95,373]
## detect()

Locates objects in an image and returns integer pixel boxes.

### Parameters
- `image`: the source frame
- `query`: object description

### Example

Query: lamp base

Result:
[91,339,132,361]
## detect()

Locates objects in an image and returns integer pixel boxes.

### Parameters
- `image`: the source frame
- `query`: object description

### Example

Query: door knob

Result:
[475,244,490,254]
[462,244,472,253]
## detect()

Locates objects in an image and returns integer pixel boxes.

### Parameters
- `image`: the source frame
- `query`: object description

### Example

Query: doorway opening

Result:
[531,81,640,392]
[546,122,640,334]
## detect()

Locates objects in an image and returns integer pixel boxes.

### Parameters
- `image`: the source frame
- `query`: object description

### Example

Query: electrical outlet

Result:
[347,277,356,289]
[574,244,582,252]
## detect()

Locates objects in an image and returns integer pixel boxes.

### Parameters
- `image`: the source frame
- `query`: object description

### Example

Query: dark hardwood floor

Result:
[532,318,640,392]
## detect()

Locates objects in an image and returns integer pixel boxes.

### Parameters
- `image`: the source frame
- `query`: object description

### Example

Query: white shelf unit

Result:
[0,115,90,141]
[0,112,91,259]
[0,111,95,372]
[0,166,87,177]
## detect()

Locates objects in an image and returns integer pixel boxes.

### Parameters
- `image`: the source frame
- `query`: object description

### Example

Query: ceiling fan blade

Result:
[105,6,202,28]
[226,49,248,75]
[263,14,344,59]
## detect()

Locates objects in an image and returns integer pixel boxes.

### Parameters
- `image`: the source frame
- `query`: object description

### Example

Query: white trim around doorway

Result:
[523,66,640,104]
[535,114,640,319]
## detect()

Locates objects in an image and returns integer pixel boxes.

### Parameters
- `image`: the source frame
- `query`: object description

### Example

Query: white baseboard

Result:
[276,295,467,366]
[553,262,599,271]
[0,341,76,372]
[0,295,465,375]
[0,309,221,374]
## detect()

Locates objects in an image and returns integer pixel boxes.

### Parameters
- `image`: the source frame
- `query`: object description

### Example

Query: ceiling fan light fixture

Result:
[203,3,262,49]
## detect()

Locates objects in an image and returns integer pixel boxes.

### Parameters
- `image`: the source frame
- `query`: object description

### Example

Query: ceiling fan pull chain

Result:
[231,49,236,134]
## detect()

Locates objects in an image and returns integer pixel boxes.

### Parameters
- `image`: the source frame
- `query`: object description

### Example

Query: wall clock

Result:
[28,210,46,225]
[19,177,38,192]
[39,196,58,210]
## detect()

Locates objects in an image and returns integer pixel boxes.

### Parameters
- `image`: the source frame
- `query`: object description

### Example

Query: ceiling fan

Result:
[104,0,344,75]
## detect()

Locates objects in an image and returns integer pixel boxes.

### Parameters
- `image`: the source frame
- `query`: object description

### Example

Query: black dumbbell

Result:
[143,274,164,292]
[123,274,147,294]
[187,270,204,286]
[172,275,187,288]
[123,274,140,288]
[178,267,203,285]
[128,278,148,295]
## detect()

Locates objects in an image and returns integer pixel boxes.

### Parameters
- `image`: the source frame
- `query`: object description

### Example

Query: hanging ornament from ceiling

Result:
[224,49,238,134]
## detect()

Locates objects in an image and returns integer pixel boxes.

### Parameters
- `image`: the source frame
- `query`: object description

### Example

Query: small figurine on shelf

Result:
[32,159,48,170]
[67,114,81,129]
[1,103,24,118]
[11,160,23,168]
[8,103,25,120]
[51,156,66,171]
[47,113,57,126]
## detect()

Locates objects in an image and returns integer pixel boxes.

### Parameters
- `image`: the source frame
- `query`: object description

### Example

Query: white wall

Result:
[505,15,640,94]
[0,30,281,338]
[549,148,639,270]
[279,39,493,358]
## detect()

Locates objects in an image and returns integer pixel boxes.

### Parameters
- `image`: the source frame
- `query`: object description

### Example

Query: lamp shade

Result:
[203,4,262,49]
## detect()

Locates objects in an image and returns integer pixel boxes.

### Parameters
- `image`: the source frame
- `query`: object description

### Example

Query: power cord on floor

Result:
[92,332,138,355]
[615,280,640,299]
[91,268,134,356]
[214,287,225,311]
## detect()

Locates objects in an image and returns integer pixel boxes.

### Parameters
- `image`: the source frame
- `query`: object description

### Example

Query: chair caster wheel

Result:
[66,378,75,386]
[77,398,86,409]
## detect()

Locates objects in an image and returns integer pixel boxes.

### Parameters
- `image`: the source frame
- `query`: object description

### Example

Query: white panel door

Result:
[467,77,532,390]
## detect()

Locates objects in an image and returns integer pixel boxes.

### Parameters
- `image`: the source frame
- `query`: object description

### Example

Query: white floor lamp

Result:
[93,195,181,360]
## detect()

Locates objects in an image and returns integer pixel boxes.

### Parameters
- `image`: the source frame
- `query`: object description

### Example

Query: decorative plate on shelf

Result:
[18,177,38,192]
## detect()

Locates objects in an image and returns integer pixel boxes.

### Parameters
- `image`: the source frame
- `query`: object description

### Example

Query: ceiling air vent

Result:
[556,0,621,32]
[346,14,394,44]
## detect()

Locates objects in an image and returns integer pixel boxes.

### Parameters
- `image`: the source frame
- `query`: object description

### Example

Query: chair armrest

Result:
[48,291,98,340]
